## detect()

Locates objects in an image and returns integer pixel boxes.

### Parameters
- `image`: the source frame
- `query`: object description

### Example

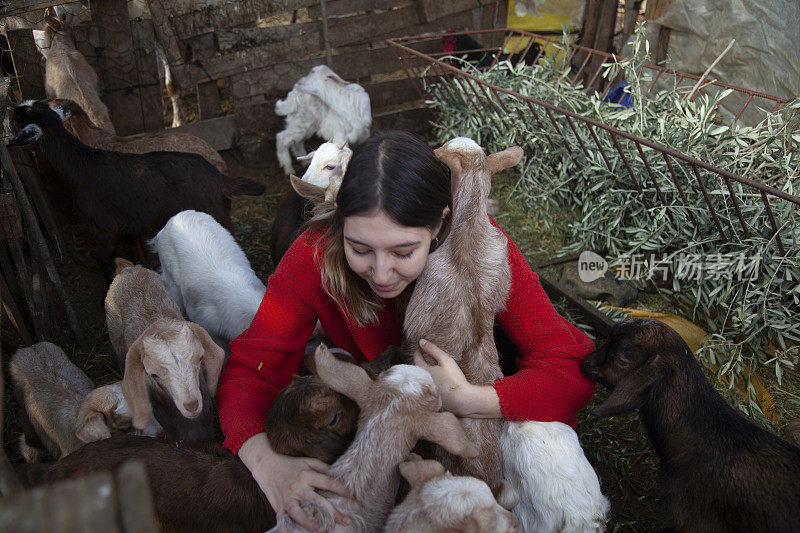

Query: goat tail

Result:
[225,177,266,197]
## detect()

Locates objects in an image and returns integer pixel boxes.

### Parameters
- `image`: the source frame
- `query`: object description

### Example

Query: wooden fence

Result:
[2,0,509,163]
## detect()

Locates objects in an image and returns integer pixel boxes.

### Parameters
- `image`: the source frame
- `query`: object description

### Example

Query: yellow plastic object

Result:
[507,0,574,32]
[602,306,779,422]
[504,1,577,66]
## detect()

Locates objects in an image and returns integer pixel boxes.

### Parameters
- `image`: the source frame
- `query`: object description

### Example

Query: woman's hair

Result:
[308,130,451,325]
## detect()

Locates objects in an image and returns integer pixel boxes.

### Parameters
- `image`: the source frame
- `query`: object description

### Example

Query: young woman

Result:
[217,130,595,530]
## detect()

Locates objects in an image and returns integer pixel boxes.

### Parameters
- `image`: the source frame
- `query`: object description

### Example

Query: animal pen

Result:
[0,0,798,530]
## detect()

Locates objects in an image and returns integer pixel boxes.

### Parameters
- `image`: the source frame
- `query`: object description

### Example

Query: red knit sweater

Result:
[218,220,596,454]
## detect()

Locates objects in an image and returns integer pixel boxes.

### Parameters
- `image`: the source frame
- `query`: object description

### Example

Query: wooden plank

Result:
[145,0,190,87]
[0,472,121,532]
[371,104,431,133]
[168,0,319,40]
[170,115,237,151]
[5,28,46,100]
[228,38,441,100]
[415,0,484,23]
[115,461,159,533]
[235,100,284,139]
[181,1,496,86]
[308,0,410,19]
[197,80,220,120]
[214,20,321,54]
[131,18,164,132]
[93,0,147,135]
[364,77,421,111]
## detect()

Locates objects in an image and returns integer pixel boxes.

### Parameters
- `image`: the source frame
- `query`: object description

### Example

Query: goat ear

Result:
[121,336,153,430]
[187,322,226,396]
[398,459,445,489]
[75,387,114,443]
[44,15,63,31]
[434,148,463,178]
[486,146,523,176]
[113,257,134,276]
[314,344,371,408]
[75,411,112,443]
[416,411,479,458]
[290,175,326,202]
[296,151,315,162]
[8,124,43,147]
[591,354,663,417]
[50,100,72,121]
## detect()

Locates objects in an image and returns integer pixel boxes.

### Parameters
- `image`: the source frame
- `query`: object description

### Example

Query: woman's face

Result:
[343,210,438,299]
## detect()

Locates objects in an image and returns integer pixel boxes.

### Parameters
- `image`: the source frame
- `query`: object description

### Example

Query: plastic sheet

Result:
[650,0,799,125]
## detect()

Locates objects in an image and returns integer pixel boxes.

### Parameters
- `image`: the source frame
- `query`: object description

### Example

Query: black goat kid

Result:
[581,318,800,532]
[7,100,264,281]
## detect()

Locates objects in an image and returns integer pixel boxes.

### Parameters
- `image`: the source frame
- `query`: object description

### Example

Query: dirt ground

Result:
[3,140,799,532]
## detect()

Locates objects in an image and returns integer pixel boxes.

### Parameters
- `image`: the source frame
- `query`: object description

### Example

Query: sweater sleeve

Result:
[217,236,319,454]
[491,222,596,428]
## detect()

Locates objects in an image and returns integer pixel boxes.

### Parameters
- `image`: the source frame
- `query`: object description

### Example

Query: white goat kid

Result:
[502,421,610,533]
[385,457,521,532]
[275,65,370,175]
[152,210,266,344]
[290,140,353,203]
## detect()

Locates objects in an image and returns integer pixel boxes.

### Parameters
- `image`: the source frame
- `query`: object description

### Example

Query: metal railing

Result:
[387,29,798,254]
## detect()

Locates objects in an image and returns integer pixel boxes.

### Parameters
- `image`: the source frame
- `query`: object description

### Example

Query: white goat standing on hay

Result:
[275,65,371,175]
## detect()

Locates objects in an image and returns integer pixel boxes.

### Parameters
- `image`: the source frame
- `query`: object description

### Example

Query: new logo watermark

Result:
[578,251,761,283]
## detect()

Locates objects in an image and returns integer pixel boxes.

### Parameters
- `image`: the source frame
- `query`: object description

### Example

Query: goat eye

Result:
[615,355,630,368]
[324,164,335,170]
[328,413,340,427]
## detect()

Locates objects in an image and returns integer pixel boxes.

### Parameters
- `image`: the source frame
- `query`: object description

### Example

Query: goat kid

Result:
[271,141,352,266]
[581,318,800,532]
[385,457,520,532]
[404,137,522,503]
[268,344,479,532]
[76,381,164,444]
[501,421,609,533]
[105,258,225,442]
[152,210,266,344]
[275,65,370,174]
[50,98,227,174]
[9,342,94,461]
[39,14,115,134]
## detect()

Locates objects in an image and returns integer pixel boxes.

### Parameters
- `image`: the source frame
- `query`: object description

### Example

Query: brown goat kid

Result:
[49,98,228,174]
[581,318,800,532]
[403,137,523,502]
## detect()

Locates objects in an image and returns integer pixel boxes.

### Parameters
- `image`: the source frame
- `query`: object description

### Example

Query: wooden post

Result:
[93,0,161,135]
[197,80,220,120]
[645,0,673,65]
[131,18,164,133]
[5,27,46,100]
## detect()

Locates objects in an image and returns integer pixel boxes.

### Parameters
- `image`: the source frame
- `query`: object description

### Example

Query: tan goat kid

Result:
[404,137,523,505]
[105,258,225,440]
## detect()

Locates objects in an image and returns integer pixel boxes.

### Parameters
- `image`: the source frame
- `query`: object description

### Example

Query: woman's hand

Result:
[414,339,503,419]
[239,433,352,531]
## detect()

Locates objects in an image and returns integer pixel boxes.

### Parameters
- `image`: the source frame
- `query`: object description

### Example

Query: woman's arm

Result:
[491,223,596,427]
[414,339,502,418]
[217,259,318,453]
[239,433,351,531]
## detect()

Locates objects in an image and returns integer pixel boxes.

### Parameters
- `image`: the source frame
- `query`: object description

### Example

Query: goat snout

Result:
[182,399,201,418]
